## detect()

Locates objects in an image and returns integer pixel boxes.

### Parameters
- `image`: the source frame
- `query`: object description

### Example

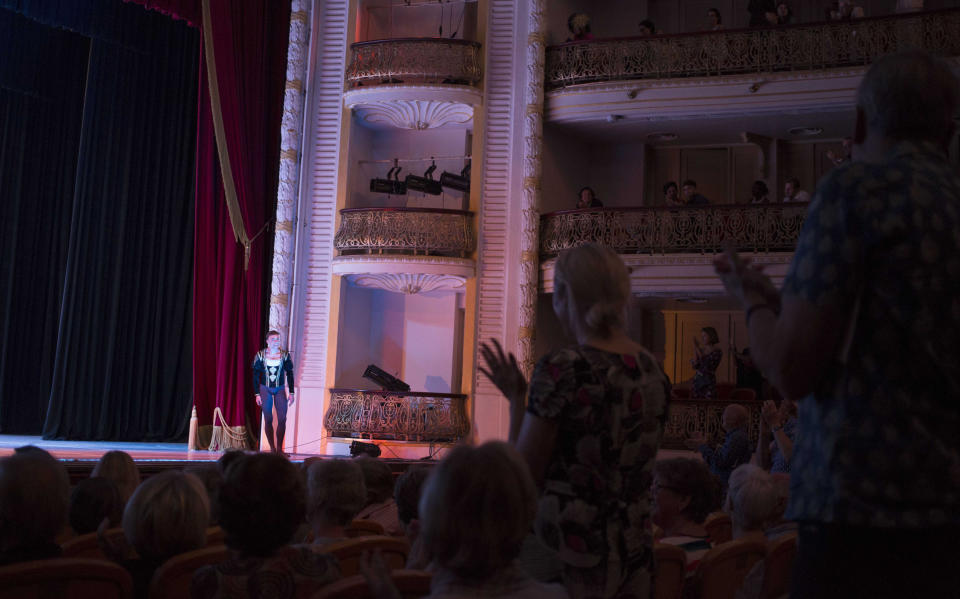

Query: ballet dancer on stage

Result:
[252,330,294,455]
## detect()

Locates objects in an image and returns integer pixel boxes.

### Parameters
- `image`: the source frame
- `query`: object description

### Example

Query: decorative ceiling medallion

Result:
[344,85,482,131]
[347,272,467,295]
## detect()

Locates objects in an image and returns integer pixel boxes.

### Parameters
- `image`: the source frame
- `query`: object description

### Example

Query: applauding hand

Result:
[479,339,528,407]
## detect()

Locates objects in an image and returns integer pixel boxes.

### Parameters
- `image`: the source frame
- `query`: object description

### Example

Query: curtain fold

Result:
[192,0,291,448]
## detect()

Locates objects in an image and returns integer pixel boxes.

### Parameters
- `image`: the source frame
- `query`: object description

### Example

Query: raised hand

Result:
[761,400,780,429]
[479,338,528,406]
[714,245,781,310]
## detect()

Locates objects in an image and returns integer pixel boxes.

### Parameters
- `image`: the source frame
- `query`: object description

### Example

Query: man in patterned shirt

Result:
[714,51,959,598]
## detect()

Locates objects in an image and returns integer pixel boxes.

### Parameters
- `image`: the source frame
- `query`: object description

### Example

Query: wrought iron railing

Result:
[346,38,483,89]
[546,9,960,88]
[663,397,763,450]
[335,208,475,256]
[540,203,808,256]
[325,389,470,442]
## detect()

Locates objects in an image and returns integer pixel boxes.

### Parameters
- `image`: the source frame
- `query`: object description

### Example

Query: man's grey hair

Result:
[724,464,778,533]
[857,51,959,142]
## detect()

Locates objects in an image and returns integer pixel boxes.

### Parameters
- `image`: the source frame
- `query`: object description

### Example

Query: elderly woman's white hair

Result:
[122,470,209,562]
[553,242,632,340]
[724,464,778,536]
[857,51,959,144]
[306,459,367,527]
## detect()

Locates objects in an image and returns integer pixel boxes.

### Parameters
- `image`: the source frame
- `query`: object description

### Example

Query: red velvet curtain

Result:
[129,0,291,444]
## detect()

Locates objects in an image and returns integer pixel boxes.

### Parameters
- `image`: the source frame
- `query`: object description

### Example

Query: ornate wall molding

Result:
[346,272,467,295]
[269,0,312,342]
[332,254,475,287]
[344,85,481,130]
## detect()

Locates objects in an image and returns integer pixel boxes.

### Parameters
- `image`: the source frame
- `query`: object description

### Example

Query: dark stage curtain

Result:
[0,3,200,440]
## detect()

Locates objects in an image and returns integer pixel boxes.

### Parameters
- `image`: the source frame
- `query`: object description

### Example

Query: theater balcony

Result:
[543,9,960,128]
[332,207,475,293]
[325,389,469,443]
[343,38,483,131]
[539,203,808,297]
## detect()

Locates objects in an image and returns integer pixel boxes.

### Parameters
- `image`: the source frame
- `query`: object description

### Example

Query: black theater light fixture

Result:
[370,160,407,195]
[404,159,443,195]
[440,161,471,193]
[362,364,411,392]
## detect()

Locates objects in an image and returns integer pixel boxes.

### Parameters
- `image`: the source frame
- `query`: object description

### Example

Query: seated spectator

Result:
[575,186,603,209]
[706,8,723,31]
[355,456,403,536]
[363,442,568,599]
[121,471,210,597]
[183,464,225,526]
[566,12,593,42]
[775,2,793,25]
[764,473,797,540]
[69,477,123,535]
[753,399,797,474]
[731,345,764,401]
[0,450,69,565]
[831,0,864,20]
[748,0,777,26]
[782,177,810,202]
[652,458,721,576]
[638,19,656,36]
[393,465,431,569]
[92,450,141,505]
[749,180,770,204]
[192,453,340,599]
[682,179,710,205]
[664,181,682,206]
[306,459,366,545]
[688,404,752,489]
[826,136,853,166]
[724,465,780,599]
[216,448,247,475]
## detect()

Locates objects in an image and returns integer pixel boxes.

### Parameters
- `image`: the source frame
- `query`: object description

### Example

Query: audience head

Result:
[751,180,769,201]
[306,459,366,529]
[354,456,394,506]
[553,243,631,342]
[701,326,719,345]
[724,464,778,536]
[856,51,959,148]
[0,452,70,555]
[219,453,305,557]
[419,442,537,582]
[92,450,140,504]
[777,2,791,20]
[122,470,208,563]
[722,403,749,431]
[663,181,678,203]
[576,186,597,209]
[217,448,246,475]
[652,458,721,532]
[784,177,801,199]
[770,473,791,522]
[707,8,721,27]
[183,464,224,526]
[567,12,590,37]
[70,477,123,535]
[638,19,656,36]
[395,465,431,533]
[681,179,697,201]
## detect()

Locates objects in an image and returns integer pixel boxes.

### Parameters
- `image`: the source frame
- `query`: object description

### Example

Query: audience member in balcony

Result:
[782,177,810,202]
[192,453,340,599]
[682,179,710,205]
[566,12,593,42]
[690,326,722,398]
[775,2,793,25]
[0,450,69,565]
[664,181,683,206]
[748,0,778,26]
[638,19,656,36]
[253,329,295,455]
[652,458,721,575]
[732,345,765,400]
[706,8,724,31]
[749,180,770,203]
[480,242,669,598]
[713,51,960,598]
[826,136,853,166]
[305,458,366,545]
[752,399,797,474]
[355,455,403,536]
[576,186,603,209]
[120,471,209,597]
[69,477,123,535]
[689,404,753,490]
[830,0,865,20]
[92,450,141,506]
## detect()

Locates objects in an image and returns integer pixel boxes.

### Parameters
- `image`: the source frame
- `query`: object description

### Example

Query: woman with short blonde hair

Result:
[306,459,367,543]
[92,450,140,504]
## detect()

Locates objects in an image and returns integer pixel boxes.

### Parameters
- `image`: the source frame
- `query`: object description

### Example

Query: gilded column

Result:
[518,0,546,376]
[270,0,312,339]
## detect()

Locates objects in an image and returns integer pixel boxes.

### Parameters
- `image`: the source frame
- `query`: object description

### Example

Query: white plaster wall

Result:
[358,0,479,41]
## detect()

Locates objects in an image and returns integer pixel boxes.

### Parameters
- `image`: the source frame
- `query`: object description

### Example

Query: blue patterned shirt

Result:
[782,141,960,528]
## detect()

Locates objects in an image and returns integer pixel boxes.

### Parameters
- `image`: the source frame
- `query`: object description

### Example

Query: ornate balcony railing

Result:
[540,203,808,256]
[663,397,762,450]
[335,208,475,257]
[325,389,470,442]
[346,38,483,89]
[546,9,960,88]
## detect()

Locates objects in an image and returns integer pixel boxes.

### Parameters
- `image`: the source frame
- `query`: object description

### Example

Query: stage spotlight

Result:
[405,162,442,195]
[440,162,470,193]
[350,441,381,458]
[362,364,410,392]
[370,164,406,195]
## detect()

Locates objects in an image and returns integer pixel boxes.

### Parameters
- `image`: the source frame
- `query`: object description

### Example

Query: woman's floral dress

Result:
[527,346,670,599]
[691,348,722,400]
